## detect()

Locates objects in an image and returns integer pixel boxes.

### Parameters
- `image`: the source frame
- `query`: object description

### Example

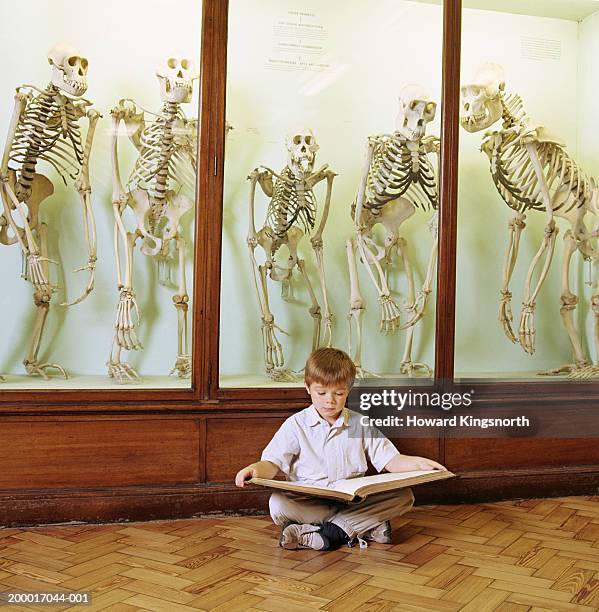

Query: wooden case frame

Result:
[0,0,598,525]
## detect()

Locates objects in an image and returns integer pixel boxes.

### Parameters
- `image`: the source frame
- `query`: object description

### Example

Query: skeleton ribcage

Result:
[265,167,317,238]
[492,135,592,214]
[364,136,438,212]
[8,91,84,187]
[128,113,196,198]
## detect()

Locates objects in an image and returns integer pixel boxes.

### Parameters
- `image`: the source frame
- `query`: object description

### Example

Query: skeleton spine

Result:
[15,85,58,196]
[153,101,179,201]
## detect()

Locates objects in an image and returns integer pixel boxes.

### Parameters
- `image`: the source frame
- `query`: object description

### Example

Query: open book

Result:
[250,469,455,503]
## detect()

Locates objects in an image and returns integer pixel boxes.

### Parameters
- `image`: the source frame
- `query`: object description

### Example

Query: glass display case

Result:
[219,0,444,388]
[0,0,202,390]
[455,0,599,381]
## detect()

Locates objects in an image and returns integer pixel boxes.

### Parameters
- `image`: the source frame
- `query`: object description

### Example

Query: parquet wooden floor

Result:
[1,496,599,611]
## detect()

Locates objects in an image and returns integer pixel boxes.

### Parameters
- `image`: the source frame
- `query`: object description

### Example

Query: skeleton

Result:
[0,43,98,380]
[109,56,198,382]
[247,129,336,381]
[347,85,439,377]
[461,63,599,378]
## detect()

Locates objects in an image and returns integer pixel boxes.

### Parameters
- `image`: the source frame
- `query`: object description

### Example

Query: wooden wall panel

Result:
[206,418,283,482]
[205,418,443,483]
[445,438,599,471]
[0,419,200,489]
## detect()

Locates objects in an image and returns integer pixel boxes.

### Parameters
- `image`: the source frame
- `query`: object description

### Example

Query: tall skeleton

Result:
[461,63,599,377]
[347,86,439,377]
[247,130,336,381]
[109,57,198,382]
[0,43,98,380]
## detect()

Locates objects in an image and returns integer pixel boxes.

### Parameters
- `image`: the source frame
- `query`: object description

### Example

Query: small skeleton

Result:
[461,63,599,378]
[247,129,336,381]
[109,56,198,382]
[347,85,440,377]
[0,43,99,380]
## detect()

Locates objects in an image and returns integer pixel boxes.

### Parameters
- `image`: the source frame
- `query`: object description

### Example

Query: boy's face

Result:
[305,382,350,424]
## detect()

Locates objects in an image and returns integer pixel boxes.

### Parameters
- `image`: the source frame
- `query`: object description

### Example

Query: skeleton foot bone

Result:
[538,361,591,377]
[170,354,191,378]
[266,367,299,382]
[23,359,68,380]
[568,365,599,380]
[107,360,141,384]
[400,361,433,377]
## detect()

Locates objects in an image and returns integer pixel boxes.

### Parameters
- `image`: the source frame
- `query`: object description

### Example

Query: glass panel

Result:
[456,0,599,380]
[220,0,443,388]
[0,0,201,389]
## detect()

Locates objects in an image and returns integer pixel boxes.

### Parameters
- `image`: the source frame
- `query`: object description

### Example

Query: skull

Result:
[395,85,436,141]
[460,63,505,133]
[285,129,319,177]
[47,43,88,96]
[156,56,197,104]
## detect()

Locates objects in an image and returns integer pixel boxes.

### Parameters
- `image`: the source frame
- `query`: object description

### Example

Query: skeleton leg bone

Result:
[396,237,432,377]
[23,223,67,379]
[346,237,379,378]
[540,229,590,376]
[108,230,143,383]
[296,259,322,351]
[247,241,296,382]
[169,235,191,378]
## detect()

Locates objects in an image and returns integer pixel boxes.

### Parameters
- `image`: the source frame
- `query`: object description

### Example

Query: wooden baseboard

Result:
[2,467,598,527]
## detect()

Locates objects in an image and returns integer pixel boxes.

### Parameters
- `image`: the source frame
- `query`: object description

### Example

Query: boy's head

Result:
[304,348,356,424]
[304,348,356,389]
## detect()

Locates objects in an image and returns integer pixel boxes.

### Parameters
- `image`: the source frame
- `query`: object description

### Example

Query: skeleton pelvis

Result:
[128,188,192,256]
[257,225,303,282]
[3,170,53,234]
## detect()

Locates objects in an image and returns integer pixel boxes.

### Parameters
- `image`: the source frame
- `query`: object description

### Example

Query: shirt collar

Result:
[306,405,349,427]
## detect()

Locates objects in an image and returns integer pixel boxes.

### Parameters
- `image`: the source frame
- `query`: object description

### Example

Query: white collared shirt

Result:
[261,405,400,487]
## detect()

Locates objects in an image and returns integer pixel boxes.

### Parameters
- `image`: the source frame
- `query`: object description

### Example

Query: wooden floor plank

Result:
[1,496,599,611]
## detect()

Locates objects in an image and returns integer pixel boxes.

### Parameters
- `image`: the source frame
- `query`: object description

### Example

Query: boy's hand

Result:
[235,465,258,488]
[385,454,447,473]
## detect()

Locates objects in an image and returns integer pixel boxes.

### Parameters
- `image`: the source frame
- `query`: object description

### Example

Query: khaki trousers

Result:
[268,488,414,539]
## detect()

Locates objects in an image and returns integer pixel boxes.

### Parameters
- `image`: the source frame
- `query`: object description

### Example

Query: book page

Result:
[332,470,442,495]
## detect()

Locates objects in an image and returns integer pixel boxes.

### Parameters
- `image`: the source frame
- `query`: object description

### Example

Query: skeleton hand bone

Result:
[498,290,518,343]
[306,164,337,188]
[378,294,402,334]
[111,99,139,120]
[519,302,536,354]
[114,289,143,351]
[25,252,57,294]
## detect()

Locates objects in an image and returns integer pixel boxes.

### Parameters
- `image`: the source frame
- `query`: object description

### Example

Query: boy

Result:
[235,347,446,551]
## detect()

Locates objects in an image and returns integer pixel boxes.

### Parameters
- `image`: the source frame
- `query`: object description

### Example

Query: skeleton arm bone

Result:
[354,139,401,333]
[518,143,559,353]
[0,90,30,249]
[62,108,100,306]
[114,99,146,151]
[310,171,336,346]
[400,212,439,330]
[354,139,375,228]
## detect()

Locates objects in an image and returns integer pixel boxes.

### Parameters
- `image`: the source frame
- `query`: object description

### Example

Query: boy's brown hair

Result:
[304,347,356,389]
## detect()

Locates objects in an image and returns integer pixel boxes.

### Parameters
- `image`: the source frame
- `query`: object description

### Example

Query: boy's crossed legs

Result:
[269,488,414,550]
